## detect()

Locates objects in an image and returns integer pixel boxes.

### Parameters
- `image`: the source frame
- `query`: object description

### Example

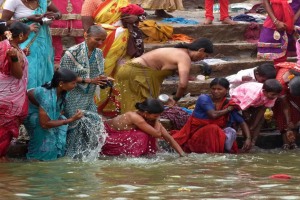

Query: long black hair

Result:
[135,98,164,114]
[174,38,213,53]
[8,21,30,38]
[0,20,7,40]
[42,68,77,109]
[210,77,230,89]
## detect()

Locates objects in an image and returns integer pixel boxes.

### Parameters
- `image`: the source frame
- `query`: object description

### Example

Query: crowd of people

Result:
[1,0,300,161]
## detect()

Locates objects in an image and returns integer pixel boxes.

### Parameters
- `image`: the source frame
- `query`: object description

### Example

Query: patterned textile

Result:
[160,106,190,130]
[130,0,184,11]
[170,96,239,153]
[65,111,107,161]
[115,61,173,113]
[25,87,68,161]
[60,41,105,117]
[101,122,156,157]
[231,82,276,110]
[0,40,28,156]
[16,0,54,89]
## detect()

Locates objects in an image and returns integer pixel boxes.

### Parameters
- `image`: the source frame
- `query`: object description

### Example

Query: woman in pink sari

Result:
[0,21,30,158]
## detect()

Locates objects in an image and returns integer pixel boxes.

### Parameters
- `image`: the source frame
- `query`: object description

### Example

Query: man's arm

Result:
[174,59,190,101]
[129,113,162,138]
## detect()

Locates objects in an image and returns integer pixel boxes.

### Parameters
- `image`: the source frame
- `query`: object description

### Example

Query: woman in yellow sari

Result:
[81,0,146,116]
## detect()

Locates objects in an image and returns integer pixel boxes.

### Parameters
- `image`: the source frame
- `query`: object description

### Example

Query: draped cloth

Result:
[130,0,184,11]
[257,0,299,61]
[18,0,54,89]
[0,40,28,157]
[25,87,68,161]
[115,61,173,113]
[170,96,238,153]
[101,122,157,157]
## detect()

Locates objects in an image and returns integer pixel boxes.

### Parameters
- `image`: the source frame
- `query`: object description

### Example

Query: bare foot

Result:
[154,9,173,18]
[221,18,237,25]
[203,18,213,25]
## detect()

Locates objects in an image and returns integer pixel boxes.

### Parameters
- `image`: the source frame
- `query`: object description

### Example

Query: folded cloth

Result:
[232,14,257,22]
[161,17,198,25]
[223,127,237,151]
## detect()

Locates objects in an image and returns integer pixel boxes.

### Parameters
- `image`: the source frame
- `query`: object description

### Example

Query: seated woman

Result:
[25,68,84,161]
[101,98,185,157]
[171,78,252,154]
[0,21,30,158]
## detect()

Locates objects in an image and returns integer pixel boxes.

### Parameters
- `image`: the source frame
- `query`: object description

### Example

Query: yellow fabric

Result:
[115,61,173,113]
[139,20,173,43]
[130,0,184,11]
[94,0,129,25]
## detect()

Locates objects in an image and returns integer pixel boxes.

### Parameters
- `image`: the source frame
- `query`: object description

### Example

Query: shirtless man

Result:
[101,98,185,157]
[115,38,213,113]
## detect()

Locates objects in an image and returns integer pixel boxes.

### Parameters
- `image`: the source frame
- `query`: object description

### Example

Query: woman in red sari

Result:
[0,21,30,158]
[171,78,252,154]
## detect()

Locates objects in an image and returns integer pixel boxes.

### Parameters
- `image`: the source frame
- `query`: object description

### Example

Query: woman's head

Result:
[43,68,77,91]
[289,76,300,96]
[210,78,230,99]
[0,20,7,40]
[174,38,213,61]
[84,25,107,50]
[135,98,164,120]
[8,21,30,43]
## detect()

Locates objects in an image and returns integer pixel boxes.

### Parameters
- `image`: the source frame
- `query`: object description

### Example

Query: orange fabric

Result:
[81,0,103,17]
[99,28,117,58]
[92,0,113,18]
[172,34,194,43]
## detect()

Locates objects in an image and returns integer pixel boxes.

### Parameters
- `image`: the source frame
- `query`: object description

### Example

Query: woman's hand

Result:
[70,110,84,122]
[29,23,39,33]
[43,11,60,20]
[242,138,252,152]
[27,14,44,22]
[275,21,286,31]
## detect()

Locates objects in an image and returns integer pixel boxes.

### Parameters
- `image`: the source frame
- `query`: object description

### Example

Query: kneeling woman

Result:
[171,78,252,153]
[101,98,185,157]
[25,69,84,161]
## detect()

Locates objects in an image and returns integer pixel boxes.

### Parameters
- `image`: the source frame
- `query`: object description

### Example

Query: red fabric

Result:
[263,0,294,33]
[270,174,292,179]
[0,127,14,157]
[101,122,157,157]
[205,0,229,21]
[119,4,144,15]
[0,40,11,75]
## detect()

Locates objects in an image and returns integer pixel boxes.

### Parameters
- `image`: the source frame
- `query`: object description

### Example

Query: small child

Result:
[226,63,276,95]
[231,79,282,146]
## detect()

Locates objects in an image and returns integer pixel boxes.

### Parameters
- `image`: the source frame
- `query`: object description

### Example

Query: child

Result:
[231,79,282,146]
[226,63,276,95]
[203,0,237,25]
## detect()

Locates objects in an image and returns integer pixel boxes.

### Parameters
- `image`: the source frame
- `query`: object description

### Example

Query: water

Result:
[1,148,300,199]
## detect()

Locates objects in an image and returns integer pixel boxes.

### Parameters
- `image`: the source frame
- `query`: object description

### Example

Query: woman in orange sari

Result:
[171,78,252,154]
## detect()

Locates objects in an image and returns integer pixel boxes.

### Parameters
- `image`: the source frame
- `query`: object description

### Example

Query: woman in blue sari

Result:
[2,0,62,89]
[25,68,83,161]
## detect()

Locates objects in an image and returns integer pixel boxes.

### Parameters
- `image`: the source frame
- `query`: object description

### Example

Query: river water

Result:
[1,148,300,200]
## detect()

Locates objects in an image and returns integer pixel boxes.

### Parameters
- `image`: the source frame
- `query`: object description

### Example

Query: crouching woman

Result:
[101,98,185,157]
[25,68,83,161]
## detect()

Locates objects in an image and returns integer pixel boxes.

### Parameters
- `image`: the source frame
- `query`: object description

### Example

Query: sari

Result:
[17,0,54,89]
[257,0,300,61]
[0,40,28,157]
[101,122,157,157]
[25,87,68,161]
[130,0,184,11]
[171,95,239,153]
[115,61,173,113]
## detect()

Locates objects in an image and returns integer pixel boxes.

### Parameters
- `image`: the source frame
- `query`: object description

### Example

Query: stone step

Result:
[145,41,258,58]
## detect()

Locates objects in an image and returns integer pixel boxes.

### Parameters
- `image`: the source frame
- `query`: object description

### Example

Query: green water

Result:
[1,149,300,200]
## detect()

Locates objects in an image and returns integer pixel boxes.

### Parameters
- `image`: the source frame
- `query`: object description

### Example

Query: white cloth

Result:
[226,67,256,95]
[3,0,33,19]
[223,127,237,151]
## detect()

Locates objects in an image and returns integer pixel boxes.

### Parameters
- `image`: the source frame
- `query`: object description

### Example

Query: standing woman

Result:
[257,0,300,64]
[0,21,30,158]
[1,0,62,89]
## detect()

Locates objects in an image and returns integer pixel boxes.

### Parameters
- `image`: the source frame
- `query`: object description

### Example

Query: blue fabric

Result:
[161,17,198,25]
[25,87,68,161]
[20,0,54,90]
[181,107,193,115]
[232,14,257,22]
[192,94,215,119]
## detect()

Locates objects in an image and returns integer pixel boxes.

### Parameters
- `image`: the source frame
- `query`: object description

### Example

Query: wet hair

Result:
[86,25,106,37]
[210,78,230,89]
[42,68,77,108]
[8,21,30,38]
[0,20,7,36]
[135,98,164,114]
[289,76,300,96]
[262,79,282,93]
[256,63,276,79]
[174,38,213,54]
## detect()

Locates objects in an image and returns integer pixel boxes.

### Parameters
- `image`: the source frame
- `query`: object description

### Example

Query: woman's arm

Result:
[240,121,252,151]
[262,0,285,31]
[45,2,62,20]
[130,113,162,138]
[1,9,15,23]
[206,106,234,119]
[160,124,185,156]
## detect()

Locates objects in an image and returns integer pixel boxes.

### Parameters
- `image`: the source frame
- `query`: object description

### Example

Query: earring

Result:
[19,33,23,40]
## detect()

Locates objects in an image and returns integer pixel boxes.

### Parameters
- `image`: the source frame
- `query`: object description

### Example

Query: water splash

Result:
[65,110,107,162]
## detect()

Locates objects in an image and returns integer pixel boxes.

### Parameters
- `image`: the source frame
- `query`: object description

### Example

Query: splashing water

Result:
[65,110,107,162]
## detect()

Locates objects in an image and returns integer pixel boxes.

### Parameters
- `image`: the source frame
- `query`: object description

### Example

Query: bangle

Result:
[273,18,278,25]
[55,12,62,20]
[11,57,18,62]
[173,96,181,102]
[62,119,68,125]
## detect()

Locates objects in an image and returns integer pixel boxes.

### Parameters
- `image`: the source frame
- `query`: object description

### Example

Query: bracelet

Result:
[19,18,29,23]
[173,96,181,102]
[273,18,278,25]
[55,12,62,20]
[11,57,18,62]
